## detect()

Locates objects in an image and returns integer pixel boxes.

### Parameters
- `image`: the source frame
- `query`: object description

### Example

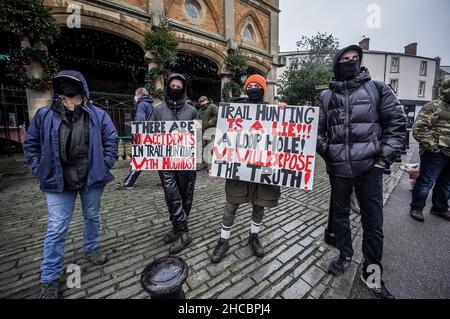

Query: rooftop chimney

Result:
[405,42,418,56]
[359,38,370,50]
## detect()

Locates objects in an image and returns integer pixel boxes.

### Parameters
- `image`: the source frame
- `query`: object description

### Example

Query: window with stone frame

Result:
[243,25,255,41]
[185,0,201,20]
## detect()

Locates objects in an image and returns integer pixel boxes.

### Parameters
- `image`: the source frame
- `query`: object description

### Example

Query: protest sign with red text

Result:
[131,120,201,171]
[210,103,319,190]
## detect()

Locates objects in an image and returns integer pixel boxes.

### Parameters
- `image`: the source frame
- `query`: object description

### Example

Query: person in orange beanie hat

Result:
[244,74,267,102]
[210,73,283,264]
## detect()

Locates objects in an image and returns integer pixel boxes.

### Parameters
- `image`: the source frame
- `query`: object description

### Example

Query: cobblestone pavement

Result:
[0,150,412,299]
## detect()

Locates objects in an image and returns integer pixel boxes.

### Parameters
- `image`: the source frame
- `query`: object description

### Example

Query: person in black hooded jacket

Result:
[150,73,199,254]
[316,45,406,299]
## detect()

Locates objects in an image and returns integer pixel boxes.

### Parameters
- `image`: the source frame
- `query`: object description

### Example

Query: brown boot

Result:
[410,210,425,222]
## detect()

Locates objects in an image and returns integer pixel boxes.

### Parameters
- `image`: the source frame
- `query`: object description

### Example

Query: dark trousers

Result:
[330,167,384,273]
[411,151,450,212]
[122,169,142,187]
[158,170,197,233]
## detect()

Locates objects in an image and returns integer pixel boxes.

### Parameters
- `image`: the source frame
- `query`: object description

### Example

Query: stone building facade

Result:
[39,0,281,106]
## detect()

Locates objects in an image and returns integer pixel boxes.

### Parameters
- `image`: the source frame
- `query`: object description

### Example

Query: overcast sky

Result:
[279,0,450,65]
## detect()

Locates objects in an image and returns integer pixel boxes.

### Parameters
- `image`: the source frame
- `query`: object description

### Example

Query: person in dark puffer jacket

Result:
[23,70,118,299]
[316,45,406,299]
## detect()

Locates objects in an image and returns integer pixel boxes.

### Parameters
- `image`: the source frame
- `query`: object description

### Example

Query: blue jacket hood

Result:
[138,96,153,104]
[52,70,90,99]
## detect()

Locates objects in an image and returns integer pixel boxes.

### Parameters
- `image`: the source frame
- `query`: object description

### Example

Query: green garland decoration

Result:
[6,47,59,91]
[0,0,60,45]
[221,81,242,102]
[224,51,248,77]
[143,12,179,98]
[145,65,165,100]
[221,49,249,101]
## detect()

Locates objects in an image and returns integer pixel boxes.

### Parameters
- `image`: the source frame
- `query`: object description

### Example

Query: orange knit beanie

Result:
[244,74,266,94]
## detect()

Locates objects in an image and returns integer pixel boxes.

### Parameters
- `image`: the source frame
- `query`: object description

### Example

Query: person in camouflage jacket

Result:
[410,79,450,222]
[197,96,218,169]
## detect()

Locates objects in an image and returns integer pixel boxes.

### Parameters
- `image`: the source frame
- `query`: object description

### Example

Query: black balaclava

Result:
[167,87,184,102]
[335,59,361,81]
[247,88,264,102]
[59,79,83,97]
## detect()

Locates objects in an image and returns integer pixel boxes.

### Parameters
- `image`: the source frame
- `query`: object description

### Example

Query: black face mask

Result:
[167,87,184,102]
[247,88,264,102]
[60,80,83,97]
[335,59,361,81]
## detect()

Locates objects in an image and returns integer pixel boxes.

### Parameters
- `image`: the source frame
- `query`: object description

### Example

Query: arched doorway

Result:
[48,28,147,136]
[49,27,147,94]
[169,52,221,104]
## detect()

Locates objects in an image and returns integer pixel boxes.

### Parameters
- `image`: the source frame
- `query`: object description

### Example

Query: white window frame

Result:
[420,61,427,76]
[418,81,426,97]
[390,79,399,94]
[391,57,400,73]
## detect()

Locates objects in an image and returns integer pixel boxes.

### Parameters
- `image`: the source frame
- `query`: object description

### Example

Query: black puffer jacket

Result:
[317,61,407,178]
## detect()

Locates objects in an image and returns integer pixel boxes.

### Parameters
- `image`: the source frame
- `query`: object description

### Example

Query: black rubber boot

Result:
[249,232,264,258]
[169,231,192,254]
[163,229,180,244]
[211,238,230,263]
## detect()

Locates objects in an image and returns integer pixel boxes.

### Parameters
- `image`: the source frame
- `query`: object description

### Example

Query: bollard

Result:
[140,256,189,299]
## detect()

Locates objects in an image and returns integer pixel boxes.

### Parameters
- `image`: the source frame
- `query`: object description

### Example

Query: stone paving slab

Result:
[0,151,409,299]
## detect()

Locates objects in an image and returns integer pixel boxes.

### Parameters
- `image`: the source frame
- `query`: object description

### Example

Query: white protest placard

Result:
[131,120,201,171]
[210,103,319,190]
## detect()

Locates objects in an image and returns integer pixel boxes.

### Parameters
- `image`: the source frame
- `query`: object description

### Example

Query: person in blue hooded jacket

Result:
[115,88,154,190]
[23,70,118,299]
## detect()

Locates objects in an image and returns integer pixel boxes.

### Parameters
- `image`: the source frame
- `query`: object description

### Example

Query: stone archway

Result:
[245,58,272,77]
[48,27,148,136]
[49,27,147,94]
[169,52,222,104]
[50,5,149,47]
[176,40,227,72]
